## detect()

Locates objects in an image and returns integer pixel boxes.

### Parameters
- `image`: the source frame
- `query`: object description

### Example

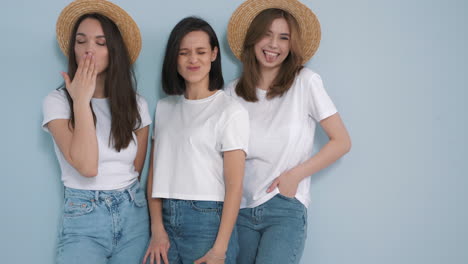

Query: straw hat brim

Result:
[56,0,141,64]
[227,0,321,64]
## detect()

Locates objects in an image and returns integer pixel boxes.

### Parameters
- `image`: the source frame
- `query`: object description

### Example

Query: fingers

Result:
[61,72,71,90]
[143,249,166,264]
[76,54,84,75]
[161,250,169,264]
[82,54,92,76]
[143,249,159,264]
[76,53,91,77]
[194,255,209,264]
[153,251,158,264]
[73,54,88,83]
[155,250,160,264]
[87,55,96,77]
[166,241,171,252]
[267,177,280,193]
[143,248,150,264]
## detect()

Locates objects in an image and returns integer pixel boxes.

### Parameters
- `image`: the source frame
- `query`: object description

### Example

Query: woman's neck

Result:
[184,78,215,100]
[257,66,280,91]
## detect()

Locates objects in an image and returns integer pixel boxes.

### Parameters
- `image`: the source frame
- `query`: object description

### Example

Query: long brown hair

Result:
[63,13,141,152]
[235,8,303,102]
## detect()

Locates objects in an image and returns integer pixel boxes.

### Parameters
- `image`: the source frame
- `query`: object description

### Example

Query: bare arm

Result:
[268,113,351,196]
[143,142,170,264]
[146,143,165,233]
[47,55,99,177]
[195,149,245,263]
[134,126,149,177]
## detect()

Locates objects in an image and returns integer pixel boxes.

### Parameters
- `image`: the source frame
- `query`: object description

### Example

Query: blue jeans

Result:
[56,181,150,264]
[162,199,239,264]
[236,194,307,264]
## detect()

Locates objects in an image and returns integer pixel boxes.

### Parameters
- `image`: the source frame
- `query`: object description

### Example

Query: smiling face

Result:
[74,18,109,74]
[177,30,218,87]
[254,18,291,72]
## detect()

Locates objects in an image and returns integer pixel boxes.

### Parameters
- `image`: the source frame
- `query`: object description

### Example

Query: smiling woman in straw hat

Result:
[225,0,352,263]
[42,1,151,263]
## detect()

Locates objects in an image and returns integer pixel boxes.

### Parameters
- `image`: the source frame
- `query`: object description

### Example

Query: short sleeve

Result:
[151,100,162,140]
[219,108,250,155]
[42,89,71,132]
[307,73,338,122]
[136,95,152,130]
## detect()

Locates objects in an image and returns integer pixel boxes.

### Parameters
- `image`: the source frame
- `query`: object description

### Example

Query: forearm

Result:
[70,101,98,177]
[213,182,242,252]
[134,127,149,176]
[293,138,351,181]
[148,197,165,233]
[213,149,245,253]
[146,156,165,234]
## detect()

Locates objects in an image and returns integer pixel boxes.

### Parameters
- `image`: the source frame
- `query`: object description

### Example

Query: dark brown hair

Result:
[63,13,141,152]
[162,16,224,95]
[235,8,303,102]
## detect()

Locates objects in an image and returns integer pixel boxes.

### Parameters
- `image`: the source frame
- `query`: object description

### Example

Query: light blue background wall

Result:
[1,0,467,263]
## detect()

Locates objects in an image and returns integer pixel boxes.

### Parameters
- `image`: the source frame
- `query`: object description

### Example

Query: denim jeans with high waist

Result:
[236,194,308,264]
[162,199,239,264]
[56,181,150,264]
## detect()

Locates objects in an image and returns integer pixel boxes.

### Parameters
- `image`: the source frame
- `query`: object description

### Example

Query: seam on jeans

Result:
[290,206,308,263]
[289,223,305,263]
[292,207,307,264]
[64,193,94,200]
[166,229,181,264]
[56,215,65,264]
[189,201,223,213]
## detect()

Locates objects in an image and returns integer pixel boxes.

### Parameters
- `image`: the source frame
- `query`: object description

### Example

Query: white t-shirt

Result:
[151,90,249,201]
[42,89,152,190]
[225,68,337,208]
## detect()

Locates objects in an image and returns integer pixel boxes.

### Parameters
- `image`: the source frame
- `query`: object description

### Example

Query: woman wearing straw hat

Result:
[143,17,248,264]
[42,1,151,263]
[226,0,352,262]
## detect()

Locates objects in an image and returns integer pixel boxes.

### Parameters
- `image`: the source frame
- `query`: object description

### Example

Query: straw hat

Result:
[228,0,321,64]
[56,0,141,64]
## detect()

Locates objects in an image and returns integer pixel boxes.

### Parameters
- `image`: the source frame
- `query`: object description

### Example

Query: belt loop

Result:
[94,190,99,202]
[127,188,135,201]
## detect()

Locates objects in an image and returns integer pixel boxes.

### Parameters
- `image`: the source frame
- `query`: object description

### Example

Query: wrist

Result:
[289,167,304,182]
[207,247,226,260]
[151,223,166,234]
[211,243,227,255]
[73,99,91,108]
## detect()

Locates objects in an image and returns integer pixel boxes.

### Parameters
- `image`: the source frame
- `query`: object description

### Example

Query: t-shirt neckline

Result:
[181,90,222,104]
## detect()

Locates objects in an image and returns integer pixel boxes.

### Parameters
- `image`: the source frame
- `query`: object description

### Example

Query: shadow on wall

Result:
[39,37,68,262]
[37,117,64,262]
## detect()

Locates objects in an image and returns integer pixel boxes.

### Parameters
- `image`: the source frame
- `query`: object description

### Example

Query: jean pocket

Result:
[133,187,148,208]
[190,200,222,213]
[63,197,95,217]
[276,193,298,202]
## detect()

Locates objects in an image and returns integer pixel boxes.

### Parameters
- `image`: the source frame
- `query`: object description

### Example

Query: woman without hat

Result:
[226,0,352,263]
[42,1,151,263]
[143,17,249,264]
